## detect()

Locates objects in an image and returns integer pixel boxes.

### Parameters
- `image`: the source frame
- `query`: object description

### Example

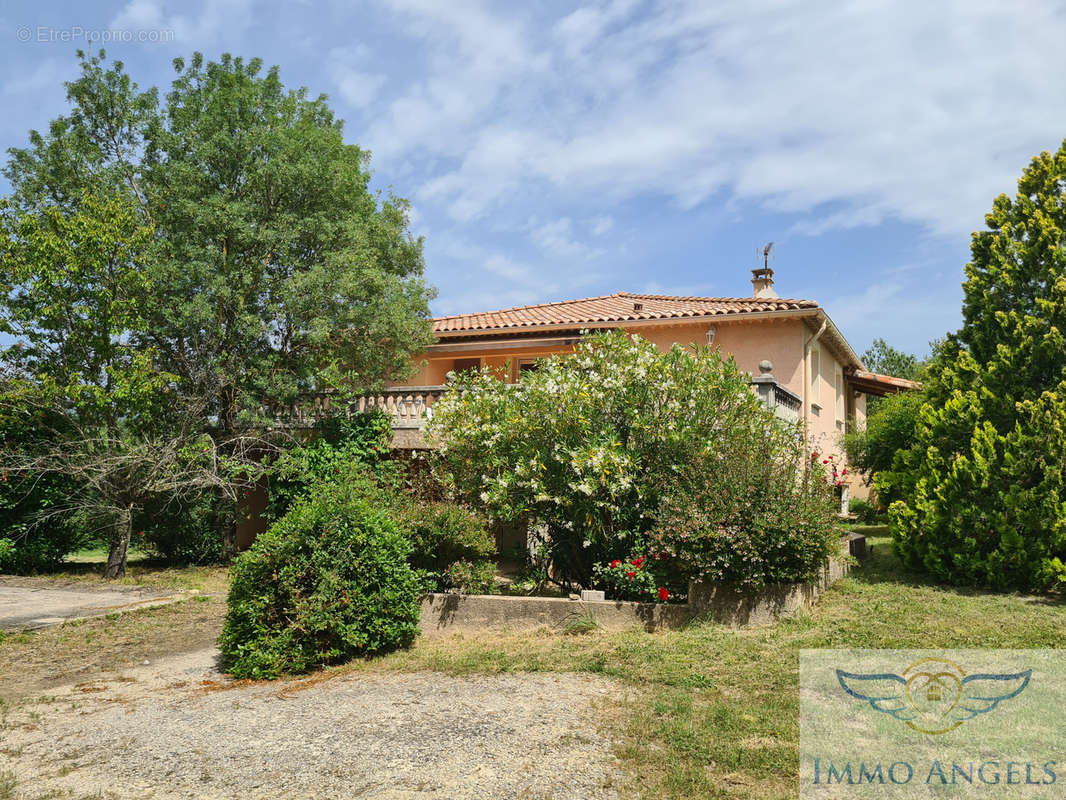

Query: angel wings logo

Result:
[836,657,1031,735]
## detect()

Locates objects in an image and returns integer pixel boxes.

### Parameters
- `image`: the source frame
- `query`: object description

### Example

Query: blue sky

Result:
[2,0,1065,357]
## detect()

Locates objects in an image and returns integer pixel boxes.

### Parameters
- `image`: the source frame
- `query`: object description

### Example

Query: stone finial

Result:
[759,359,773,375]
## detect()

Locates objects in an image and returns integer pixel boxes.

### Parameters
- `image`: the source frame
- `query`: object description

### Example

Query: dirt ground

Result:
[0,594,226,703]
[0,646,622,800]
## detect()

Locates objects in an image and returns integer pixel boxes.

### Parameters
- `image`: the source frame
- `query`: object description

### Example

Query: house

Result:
[378,268,915,504]
[236,267,917,546]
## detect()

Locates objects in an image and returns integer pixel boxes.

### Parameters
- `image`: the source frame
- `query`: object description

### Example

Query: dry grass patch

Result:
[0,596,225,702]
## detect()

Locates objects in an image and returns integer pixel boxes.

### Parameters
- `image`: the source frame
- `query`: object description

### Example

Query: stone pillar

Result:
[750,359,778,412]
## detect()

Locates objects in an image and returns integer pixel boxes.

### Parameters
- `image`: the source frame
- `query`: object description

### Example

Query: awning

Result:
[845,368,921,397]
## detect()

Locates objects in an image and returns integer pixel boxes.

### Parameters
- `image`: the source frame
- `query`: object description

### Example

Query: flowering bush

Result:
[592,554,659,601]
[429,330,777,588]
[649,430,840,592]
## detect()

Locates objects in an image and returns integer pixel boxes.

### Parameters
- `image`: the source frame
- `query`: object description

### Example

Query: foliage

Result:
[860,338,925,415]
[4,49,433,434]
[430,330,785,588]
[843,389,925,503]
[133,494,225,565]
[847,497,883,525]
[0,192,230,578]
[443,559,496,595]
[218,474,421,679]
[861,339,923,381]
[591,554,661,602]
[0,410,90,573]
[888,139,1066,590]
[649,443,840,592]
[2,49,436,568]
[265,411,396,521]
[392,501,497,592]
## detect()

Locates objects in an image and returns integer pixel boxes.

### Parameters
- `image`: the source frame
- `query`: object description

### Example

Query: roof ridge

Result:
[622,292,817,304]
[434,292,817,321]
[432,292,626,322]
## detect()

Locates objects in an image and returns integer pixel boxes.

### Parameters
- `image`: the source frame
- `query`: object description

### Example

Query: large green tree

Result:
[0,194,222,577]
[2,51,435,568]
[861,338,922,381]
[889,139,1066,590]
[6,51,434,433]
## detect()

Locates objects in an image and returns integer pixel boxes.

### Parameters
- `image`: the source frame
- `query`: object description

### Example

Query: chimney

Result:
[751,267,778,299]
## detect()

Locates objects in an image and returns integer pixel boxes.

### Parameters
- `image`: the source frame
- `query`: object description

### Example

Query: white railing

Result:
[267,386,446,429]
[353,386,445,428]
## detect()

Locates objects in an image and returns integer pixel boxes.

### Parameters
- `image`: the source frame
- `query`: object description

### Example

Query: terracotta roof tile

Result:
[433,292,818,335]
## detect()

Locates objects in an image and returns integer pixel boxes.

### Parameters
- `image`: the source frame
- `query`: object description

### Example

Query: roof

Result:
[845,368,922,396]
[433,292,819,335]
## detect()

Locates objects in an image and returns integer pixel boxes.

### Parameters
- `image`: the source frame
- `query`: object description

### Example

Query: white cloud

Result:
[361,0,1066,236]
[110,0,255,45]
[527,217,605,262]
[588,215,614,236]
[332,67,386,108]
[1,58,69,96]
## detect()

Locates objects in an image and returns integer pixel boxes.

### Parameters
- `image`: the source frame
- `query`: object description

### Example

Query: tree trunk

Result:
[103,505,133,579]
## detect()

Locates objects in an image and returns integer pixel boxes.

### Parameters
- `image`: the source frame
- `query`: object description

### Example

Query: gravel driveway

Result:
[0,578,181,631]
[0,648,624,799]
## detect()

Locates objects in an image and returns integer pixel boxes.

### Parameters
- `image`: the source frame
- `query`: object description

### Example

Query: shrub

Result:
[218,471,421,679]
[844,388,925,506]
[848,497,882,525]
[444,559,496,594]
[891,388,1066,590]
[649,433,841,592]
[0,471,89,574]
[265,411,397,521]
[592,554,659,602]
[429,330,777,588]
[889,140,1066,591]
[393,502,497,592]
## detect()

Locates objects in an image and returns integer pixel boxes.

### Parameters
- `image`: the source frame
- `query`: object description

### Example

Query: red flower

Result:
[811,452,819,460]
[658,587,669,601]
[610,559,621,568]
[631,556,646,568]
[626,571,636,579]
[822,459,829,464]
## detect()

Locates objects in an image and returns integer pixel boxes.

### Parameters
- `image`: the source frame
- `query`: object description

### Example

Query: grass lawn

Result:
[2,531,1064,799]
[362,531,1066,799]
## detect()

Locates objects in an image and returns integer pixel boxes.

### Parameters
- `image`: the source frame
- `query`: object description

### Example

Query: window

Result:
[809,345,821,408]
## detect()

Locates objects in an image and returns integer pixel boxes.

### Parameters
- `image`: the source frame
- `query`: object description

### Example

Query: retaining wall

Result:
[418,555,851,636]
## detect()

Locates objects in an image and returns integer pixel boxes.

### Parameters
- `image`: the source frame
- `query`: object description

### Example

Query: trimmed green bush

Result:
[393,502,497,592]
[218,473,421,679]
